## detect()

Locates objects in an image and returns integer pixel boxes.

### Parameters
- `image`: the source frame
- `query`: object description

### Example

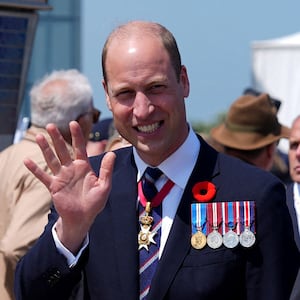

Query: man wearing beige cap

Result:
[210,93,290,171]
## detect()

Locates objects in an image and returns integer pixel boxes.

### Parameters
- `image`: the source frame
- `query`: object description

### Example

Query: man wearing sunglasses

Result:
[0,69,99,300]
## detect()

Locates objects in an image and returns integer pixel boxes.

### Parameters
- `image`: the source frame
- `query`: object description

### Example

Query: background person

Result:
[86,117,114,156]
[15,21,298,300]
[286,115,300,250]
[105,129,131,151]
[0,69,98,300]
[287,115,300,300]
[210,93,290,171]
[243,88,291,182]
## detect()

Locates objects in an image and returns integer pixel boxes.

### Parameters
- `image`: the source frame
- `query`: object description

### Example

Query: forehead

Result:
[105,36,171,79]
[291,119,300,132]
[290,120,300,141]
[108,33,164,56]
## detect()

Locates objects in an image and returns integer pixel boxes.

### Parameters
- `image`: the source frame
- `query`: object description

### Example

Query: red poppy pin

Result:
[192,181,216,202]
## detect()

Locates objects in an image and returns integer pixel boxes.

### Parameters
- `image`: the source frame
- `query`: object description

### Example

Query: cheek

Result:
[289,151,298,164]
[111,102,132,120]
[111,107,132,134]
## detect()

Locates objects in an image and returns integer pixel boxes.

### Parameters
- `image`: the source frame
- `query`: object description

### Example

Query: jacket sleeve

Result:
[0,171,51,300]
[14,208,86,300]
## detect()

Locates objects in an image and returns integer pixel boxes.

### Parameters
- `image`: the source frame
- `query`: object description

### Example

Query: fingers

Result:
[35,133,62,175]
[70,121,88,161]
[46,123,73,166]
[98,152,116,190]
[24,158,52,188]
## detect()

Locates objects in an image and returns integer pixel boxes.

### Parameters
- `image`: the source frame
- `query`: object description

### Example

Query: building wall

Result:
[21,0,81,120]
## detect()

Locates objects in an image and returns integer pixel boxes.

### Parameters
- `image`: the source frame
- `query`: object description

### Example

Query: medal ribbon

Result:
[138,179,174,207]
[250,201,256,233]
[191,203,207,235]
[226,202,236,232]
[207,203,221,234]
[244,201,250,228]
[222,202,226,235]
[235,201,241,235]
[243,201,256,233]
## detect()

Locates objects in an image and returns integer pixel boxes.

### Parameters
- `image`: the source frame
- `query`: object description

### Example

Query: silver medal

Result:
[207,230,223,249]
[239,228,256,248]
[223,230,239,248]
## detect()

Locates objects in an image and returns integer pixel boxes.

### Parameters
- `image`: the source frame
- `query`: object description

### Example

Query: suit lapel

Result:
[148,136,220,300]
[109,148,140,298]
[286,184,300,250]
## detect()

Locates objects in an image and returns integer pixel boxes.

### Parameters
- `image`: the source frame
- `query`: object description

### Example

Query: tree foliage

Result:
[191,112,226,134]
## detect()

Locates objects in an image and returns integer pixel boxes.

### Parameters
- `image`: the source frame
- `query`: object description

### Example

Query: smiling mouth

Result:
[136,121,162,133]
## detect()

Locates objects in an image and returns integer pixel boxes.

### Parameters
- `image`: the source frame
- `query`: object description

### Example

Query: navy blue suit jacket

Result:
[15,136,299,300]
[286,184,300,300]
[286,183,300,250]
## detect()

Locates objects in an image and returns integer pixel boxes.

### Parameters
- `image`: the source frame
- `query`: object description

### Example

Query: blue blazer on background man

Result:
[286,183,300,300]
[15,136,299,300]
[286,183,300,251]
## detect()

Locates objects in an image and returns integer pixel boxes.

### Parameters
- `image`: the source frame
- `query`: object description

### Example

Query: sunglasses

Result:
[77,108,101,124]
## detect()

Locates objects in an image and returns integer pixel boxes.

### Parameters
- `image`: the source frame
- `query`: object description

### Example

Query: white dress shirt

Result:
[293,182,300,235]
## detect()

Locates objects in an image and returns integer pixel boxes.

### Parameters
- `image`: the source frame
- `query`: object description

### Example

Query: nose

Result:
[132,92,154,118]
[296,144,300,158]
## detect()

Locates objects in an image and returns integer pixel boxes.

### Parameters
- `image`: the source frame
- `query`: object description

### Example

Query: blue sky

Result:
[82,0,300,124]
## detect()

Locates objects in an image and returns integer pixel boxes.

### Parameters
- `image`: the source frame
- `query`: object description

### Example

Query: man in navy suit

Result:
[15,21,298,300]
[287,115,300,250]
[287,116,300,300]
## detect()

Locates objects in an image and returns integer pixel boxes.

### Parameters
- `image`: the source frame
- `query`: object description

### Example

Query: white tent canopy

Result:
[251,32,300,152]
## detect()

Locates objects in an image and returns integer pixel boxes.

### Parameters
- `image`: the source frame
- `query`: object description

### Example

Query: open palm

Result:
[24,121,116,253]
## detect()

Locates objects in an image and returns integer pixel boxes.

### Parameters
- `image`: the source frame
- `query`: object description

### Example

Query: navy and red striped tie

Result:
[139,167,163,300]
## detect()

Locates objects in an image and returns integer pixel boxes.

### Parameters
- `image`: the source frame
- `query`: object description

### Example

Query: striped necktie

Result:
[139,167,163,300]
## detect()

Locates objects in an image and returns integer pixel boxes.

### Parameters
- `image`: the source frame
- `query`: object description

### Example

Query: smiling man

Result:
[15,21,298,300]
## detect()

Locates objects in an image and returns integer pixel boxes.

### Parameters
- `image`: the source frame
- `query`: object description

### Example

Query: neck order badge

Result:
[138,167,174,299]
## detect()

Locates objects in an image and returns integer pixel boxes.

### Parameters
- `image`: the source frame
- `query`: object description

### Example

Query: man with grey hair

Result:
[0,69,99,300]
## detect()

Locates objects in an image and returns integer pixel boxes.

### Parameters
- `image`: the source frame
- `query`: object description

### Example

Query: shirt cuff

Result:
[52,223,89,268]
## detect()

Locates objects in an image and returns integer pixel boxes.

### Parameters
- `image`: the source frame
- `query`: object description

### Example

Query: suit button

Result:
[44,269,62,287]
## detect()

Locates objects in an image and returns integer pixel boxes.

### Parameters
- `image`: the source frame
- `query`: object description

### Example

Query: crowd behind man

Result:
[0,69,98,300]
[86,117,114,157]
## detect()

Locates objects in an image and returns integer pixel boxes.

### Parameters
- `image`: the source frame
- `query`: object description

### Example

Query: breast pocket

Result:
[167,246,246,299]
[182,245,242,267]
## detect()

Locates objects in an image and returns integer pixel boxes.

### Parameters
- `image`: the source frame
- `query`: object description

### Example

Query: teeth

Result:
[137,122,160,133]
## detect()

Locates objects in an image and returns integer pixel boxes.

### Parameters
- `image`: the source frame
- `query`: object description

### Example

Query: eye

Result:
[115,89,135,99]
[113,89,136,105]
[116,89,131,96]
[290,142,299,150]
[149,84,165,93]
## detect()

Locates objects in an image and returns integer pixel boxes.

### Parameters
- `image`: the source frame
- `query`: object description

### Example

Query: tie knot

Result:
[141,167,163,202]
[144,167,162,182]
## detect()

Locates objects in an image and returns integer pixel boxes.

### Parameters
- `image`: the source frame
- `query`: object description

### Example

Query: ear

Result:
[266,142,277,158]
[102,79,112,111]
[180,65,190,98]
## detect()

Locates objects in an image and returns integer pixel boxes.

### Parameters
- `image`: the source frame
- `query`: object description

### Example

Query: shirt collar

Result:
[294,182,300,200]
[133,125,200,189]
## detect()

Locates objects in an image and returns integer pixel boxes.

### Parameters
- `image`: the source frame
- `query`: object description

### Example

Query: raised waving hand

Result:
[24,121,116,253]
